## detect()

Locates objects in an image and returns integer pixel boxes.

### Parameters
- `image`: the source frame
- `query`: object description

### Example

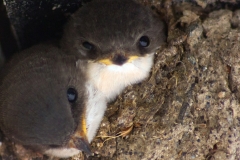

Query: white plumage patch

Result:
[85,53,154,142]
[44,147,80,158]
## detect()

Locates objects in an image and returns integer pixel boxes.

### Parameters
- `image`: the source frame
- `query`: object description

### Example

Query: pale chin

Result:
[44,148,81,158]
[88,52,155,101]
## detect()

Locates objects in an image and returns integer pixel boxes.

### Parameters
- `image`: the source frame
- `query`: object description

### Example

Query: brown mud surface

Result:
[1,0,240,160]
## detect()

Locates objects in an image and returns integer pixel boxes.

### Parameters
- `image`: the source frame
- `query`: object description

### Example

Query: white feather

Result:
[86,53,154,142]
[44,148,80,158]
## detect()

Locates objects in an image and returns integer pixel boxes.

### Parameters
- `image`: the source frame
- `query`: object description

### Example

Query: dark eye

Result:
[82,41,94,50]
[139,36,150,47]
[67,88,78,103]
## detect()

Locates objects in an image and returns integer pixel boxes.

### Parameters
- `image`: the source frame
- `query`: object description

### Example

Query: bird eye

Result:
[139,36,150,47]
[82,41,94,50]
[67,88,78,103]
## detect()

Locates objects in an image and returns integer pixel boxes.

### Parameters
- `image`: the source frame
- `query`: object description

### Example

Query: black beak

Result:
[111,54,128,65]
[73,137,92,156]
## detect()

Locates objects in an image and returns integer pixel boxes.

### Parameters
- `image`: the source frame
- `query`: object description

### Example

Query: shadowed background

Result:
[1,0,240,160]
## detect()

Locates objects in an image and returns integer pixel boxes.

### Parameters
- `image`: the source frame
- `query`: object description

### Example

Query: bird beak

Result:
[98,59,113,65]
[72,134,92,155]
[68,115,92,155]
[128,56,139,62]
[98,55,139,65]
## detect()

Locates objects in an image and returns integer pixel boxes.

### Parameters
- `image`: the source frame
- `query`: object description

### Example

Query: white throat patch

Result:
[44,147,80,158]
[85,53,154,142]
[88,53,154,100]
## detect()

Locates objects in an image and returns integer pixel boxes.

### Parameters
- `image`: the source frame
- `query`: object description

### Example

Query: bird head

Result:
[61,0,167,100]
[62,0,166,66]
[0,45,91,158]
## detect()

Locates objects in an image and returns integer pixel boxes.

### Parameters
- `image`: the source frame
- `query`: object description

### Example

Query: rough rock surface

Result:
[87,4,240,160]
[1,0,240,160]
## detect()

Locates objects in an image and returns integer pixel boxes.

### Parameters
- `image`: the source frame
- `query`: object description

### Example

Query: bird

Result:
[61,0,167,143]
[0,44,92,158]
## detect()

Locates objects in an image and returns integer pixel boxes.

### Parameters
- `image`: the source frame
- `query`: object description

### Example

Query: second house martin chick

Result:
[0,44,91,158]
